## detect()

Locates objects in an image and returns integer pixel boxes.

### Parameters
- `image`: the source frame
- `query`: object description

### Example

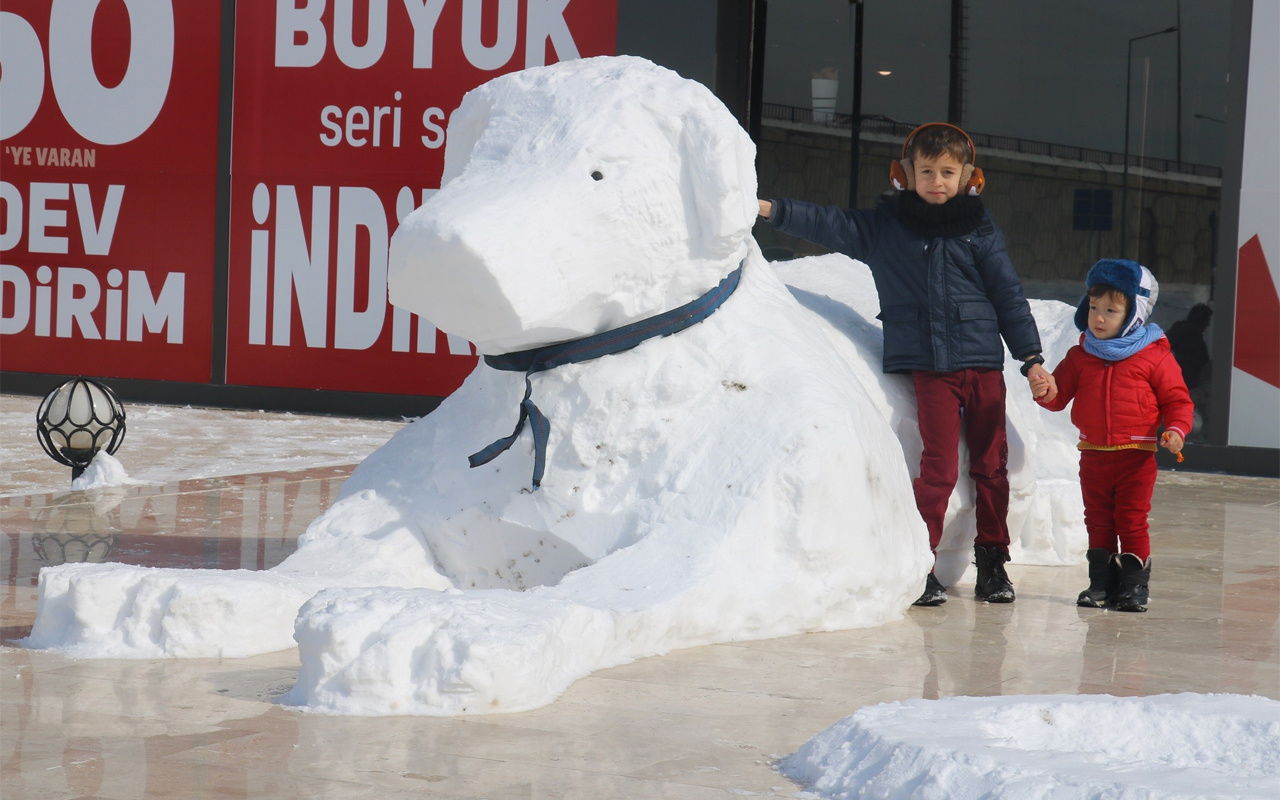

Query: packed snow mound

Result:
[70,452,131,491]
[781,693,1280,799]
[31,563,328,659]
[26,56,1084,717]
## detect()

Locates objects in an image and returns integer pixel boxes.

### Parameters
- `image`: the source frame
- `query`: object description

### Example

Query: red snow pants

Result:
[912,369,1010,555]
[1078,448,1157,560]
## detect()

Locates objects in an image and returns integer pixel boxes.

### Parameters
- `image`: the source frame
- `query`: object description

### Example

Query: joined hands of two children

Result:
[1028,371,1056,402]
[1027,371,1184,456]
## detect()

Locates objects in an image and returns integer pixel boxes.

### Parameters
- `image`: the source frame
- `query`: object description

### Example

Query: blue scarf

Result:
[1083,323,1164,361]
[470,264,743,490]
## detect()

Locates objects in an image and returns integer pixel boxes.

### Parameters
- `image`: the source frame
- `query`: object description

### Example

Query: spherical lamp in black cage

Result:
[36,378,127,481]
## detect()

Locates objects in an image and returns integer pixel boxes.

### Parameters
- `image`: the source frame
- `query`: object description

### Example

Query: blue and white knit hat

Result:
[1074,258,1160,337]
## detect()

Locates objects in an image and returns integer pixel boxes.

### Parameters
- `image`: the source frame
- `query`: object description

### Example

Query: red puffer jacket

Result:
[1038,335,1193,447]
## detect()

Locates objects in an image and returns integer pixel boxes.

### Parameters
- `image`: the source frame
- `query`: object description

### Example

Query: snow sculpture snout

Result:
[388,56,759,355]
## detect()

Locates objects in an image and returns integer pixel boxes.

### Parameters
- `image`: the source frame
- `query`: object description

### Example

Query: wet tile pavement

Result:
[1,467,1276,799]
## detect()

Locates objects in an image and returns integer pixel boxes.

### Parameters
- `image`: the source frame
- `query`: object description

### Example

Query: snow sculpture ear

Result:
[677,93,757,261]
[438,89,491,189]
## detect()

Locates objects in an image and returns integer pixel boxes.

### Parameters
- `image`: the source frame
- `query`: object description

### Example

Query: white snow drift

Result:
[26,56,1083,715]
[781,693,1280,799]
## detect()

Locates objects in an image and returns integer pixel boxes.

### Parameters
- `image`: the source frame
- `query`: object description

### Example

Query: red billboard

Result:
[225,1,618,395]
[0,1,223,382]
[3,1,618,400]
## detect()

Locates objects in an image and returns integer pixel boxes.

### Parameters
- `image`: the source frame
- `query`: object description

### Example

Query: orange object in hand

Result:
[1161,432,1185,462]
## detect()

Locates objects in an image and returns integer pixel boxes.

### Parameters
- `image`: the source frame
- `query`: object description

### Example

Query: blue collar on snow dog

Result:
[469,262,744,490]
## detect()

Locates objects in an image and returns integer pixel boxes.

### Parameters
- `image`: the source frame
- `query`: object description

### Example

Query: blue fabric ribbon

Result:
[469,263,744,489]
[1083,323,1164,361]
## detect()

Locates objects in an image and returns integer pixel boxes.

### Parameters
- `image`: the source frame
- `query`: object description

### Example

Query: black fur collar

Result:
[894,191,986,238]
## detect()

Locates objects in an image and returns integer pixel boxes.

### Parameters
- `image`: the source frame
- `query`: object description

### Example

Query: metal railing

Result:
[760,103,1222,179]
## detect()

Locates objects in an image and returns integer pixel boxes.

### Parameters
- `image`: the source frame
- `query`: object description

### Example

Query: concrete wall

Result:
[753,123,1221,288]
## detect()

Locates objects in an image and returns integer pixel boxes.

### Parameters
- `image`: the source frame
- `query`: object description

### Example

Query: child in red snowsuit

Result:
[1031,259,1193,612]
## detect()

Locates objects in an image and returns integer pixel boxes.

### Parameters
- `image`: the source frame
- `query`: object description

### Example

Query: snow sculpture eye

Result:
[590,170,604,181]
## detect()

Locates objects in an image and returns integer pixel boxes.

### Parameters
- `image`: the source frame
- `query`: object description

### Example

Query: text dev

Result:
[0,181,184,342]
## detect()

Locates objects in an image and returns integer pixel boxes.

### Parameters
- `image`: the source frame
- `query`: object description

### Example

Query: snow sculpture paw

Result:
[28,487,451,658]
[26,563,323,658]
[287,588,609,715]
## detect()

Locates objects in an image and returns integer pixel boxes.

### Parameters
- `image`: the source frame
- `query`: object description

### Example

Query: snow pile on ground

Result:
[69,452,131,491]
[781,693,1280,799]
[26,56,1084,716]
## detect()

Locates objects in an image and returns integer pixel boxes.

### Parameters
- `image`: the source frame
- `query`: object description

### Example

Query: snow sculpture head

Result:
[388,56,759,354]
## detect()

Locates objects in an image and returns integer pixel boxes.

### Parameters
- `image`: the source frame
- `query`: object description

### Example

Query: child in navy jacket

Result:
[760,123,1048,607]
[1032,259,1193,612]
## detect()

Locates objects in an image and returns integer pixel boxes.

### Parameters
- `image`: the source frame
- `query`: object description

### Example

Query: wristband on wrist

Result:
[1020,354,1045,377]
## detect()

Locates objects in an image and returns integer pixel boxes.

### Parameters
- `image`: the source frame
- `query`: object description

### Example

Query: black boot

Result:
[913,572,948,606]
[1077,548,1118,608]
[1110,553,1151,612]
[974,546,1015,603]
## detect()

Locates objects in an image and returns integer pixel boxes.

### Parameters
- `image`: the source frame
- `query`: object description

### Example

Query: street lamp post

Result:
[1176,0,1183,166]
[848,0,864,208]
[1122,25,1178,260]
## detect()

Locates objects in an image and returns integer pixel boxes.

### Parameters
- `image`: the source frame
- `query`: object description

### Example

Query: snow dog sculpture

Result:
[28,56,1079,715]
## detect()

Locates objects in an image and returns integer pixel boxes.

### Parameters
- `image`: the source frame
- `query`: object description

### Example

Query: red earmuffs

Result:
[889,122,985,197]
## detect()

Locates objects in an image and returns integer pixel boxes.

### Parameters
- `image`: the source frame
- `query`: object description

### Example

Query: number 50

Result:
[0,0,174,144]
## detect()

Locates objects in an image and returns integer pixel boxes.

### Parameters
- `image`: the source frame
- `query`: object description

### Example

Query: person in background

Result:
[1030,259,1194,612]
[759,122,1048,607]
[1167,303,1213,391]
[1167,303,1213,436]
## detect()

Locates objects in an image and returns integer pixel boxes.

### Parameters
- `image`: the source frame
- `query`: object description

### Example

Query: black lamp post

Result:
[36,378,127,481]
[1175,0,1183,166]
[1122,25,1178,260]
[848,0,864,208]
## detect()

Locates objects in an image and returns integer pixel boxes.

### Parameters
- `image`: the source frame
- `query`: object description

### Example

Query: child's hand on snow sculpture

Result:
[758,199,773,219]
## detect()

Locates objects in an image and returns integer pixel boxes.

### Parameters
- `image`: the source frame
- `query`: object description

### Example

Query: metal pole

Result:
[1123,40,1133,260]
[848,0,864,208]
[748,0,767,143]
[948,0,965,125]
[1121,26,1178,260]
[714,0,754,130]
[1176,0,1183,166]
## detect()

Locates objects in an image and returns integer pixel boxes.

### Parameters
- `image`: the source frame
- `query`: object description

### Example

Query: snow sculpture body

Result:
[27,56,1081,715]
[280,56,931,713]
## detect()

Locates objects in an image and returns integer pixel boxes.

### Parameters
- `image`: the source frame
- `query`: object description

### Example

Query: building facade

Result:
[3,0,1271,461]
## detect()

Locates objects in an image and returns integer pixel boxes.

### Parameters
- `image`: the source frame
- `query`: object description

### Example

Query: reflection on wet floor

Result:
[0,468,1276,799]
[1,465,352,639]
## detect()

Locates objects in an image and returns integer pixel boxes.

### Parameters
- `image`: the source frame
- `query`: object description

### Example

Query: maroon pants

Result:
[912,369,1010,555]
[1079,448,1157,560]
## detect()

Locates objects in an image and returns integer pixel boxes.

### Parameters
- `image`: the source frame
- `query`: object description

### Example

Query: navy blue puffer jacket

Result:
[770,197,1042,374]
